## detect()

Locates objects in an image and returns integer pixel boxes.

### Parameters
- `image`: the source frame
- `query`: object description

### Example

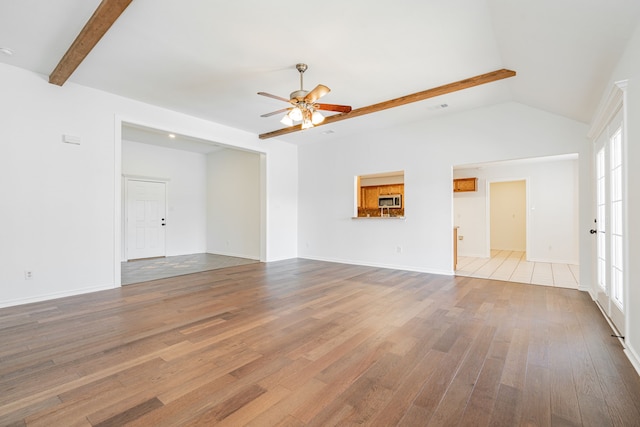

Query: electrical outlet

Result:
[459,235,464,240]
[24,270,33,280]
[396,246,402,253]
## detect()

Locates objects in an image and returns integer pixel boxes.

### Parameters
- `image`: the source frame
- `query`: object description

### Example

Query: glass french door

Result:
[594,109,625,334]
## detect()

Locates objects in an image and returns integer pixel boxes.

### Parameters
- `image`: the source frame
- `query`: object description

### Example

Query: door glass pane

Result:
[610,128,623,307]
[596,148,606,290]
[612,167,621,201]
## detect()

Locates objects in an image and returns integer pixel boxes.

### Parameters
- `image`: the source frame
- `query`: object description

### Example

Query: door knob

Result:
[590,229,597,234]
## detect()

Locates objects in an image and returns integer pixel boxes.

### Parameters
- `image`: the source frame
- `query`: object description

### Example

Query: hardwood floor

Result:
[1,259,639,426]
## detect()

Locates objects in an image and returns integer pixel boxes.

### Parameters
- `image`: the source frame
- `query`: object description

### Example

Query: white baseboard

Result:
[0,284,117,309]
[299,255,453,276]
[458,252,487,258]
[206,250,260,260]
[592,296,640,378]
[625,344,640,377]
[526,256,578,264]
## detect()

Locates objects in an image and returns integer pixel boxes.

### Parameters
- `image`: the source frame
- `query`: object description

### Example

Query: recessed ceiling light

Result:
[322,129,335,135]
[168,133,176,139]
[0,47,14,56]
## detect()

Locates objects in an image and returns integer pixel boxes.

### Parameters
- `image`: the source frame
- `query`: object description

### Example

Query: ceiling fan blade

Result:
[260,108,290,118]
[258,92,291,103]
[316,103,352,114]
[304,84,330,103]
[259,69,517,139]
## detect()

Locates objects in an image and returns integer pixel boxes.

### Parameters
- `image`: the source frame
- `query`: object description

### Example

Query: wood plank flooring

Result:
[1,259,639,426]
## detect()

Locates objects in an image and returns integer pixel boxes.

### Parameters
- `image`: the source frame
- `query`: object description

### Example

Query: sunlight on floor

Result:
[455,250,579,289]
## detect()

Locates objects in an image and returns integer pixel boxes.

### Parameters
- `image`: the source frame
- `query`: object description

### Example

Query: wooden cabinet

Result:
[380,184,403,196]
[360,184,404,209]
[362,187,379,209]
[453,177,477,192]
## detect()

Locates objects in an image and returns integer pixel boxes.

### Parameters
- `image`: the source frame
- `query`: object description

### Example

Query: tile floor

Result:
[455,250,580,289]
[121,253,259,285]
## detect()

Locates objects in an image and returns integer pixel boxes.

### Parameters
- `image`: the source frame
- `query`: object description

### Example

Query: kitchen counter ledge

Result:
[351,216,406,220]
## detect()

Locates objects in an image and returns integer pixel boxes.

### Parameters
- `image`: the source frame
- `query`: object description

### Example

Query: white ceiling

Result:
[121,122,225,154]
[2,0,639,146]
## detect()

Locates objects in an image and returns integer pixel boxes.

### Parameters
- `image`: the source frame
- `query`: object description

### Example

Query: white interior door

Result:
[489,180,527,253]
[594,109,625,335]
[127,180,166,260]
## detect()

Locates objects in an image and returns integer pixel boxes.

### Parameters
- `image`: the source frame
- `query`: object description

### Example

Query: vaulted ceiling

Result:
[2,1,639,145]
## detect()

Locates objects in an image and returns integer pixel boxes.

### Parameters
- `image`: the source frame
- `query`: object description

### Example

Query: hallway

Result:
[121,253,259,285]
[455,250,579,289]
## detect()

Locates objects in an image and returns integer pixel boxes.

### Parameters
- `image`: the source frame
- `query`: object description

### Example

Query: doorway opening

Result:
[453,154,580,288]
[116,120,265,286]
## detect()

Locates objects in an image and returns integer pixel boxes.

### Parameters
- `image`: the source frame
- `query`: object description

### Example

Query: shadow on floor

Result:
[121,253,259,285]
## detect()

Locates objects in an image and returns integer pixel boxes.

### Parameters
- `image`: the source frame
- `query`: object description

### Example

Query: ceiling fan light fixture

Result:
[300,108,312,129]
[280,114,294,126]
[289,107,303,121]
[311,110,325,125]
[301,119,314,130]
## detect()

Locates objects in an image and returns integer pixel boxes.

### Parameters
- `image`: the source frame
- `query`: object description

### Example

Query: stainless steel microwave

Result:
[378,194,402,208]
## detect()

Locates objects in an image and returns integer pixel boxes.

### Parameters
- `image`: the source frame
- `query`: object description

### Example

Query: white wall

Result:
[121,140,207,259]
[454,157,579,263]
[298,102,589,279]
[0,63,297,308]
[207,149,261,259]
[592,20,640,373]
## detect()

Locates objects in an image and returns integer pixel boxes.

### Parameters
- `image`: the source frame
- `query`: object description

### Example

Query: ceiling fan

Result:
[258,68,516,139]
[258,63,352,130]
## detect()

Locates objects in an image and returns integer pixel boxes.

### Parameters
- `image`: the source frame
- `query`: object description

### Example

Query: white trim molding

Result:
[122,174,171,183]
[588,80,628,139]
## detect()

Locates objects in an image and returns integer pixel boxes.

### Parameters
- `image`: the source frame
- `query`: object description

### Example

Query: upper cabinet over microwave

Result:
[378,194,402,208]
[453,177,477,192]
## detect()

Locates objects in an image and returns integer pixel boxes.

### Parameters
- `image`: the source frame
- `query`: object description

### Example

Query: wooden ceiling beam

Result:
[49,0,133,86]
[259,68,516,140]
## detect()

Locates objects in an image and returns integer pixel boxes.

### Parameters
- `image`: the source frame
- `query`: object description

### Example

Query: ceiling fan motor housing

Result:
[290,89,309,101]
